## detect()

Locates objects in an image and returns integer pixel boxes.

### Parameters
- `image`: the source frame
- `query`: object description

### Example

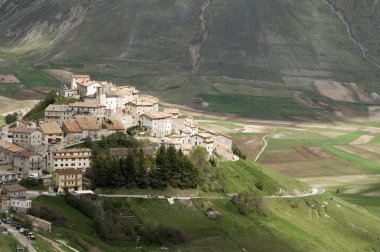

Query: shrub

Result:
[232,192,267,216]
[232,144,247,159]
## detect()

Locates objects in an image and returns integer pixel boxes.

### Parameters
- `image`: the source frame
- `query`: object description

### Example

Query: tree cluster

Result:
[91,145,200,190]
[4,112,18,124]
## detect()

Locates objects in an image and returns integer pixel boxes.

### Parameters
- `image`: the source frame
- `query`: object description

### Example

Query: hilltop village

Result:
[0,74,234,214]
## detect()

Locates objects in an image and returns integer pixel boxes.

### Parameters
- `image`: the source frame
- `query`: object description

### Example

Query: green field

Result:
[199,94,317,120]
[15,68,60,88]
[0,234,21,252]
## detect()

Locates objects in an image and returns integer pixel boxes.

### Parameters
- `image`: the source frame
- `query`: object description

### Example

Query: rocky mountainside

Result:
[1,0,380,119]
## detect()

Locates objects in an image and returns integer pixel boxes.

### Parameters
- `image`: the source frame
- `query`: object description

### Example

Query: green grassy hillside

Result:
[26,160,380,252]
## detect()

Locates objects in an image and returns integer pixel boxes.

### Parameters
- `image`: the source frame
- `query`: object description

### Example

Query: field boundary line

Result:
[254,128,277,162]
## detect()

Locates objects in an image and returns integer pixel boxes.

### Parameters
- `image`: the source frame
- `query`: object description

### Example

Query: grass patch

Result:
[32,236,60,252]
[268,131,367,147]
[199,94,316,120]
[324,145,380,171]
[0,234,20,252]
[15,68,60,88]
[0,115,5,127]
[219,160,309,194]
[0,83,21,98]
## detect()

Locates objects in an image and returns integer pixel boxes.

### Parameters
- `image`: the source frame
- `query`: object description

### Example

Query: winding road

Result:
[98,187,325,201]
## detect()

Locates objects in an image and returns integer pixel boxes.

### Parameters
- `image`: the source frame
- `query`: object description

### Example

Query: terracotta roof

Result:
[116,86,139,96]
[63,117,99,132]
[143,112,171,120]
[54,168,83,176]
[104,119,124,130]
[75,117,99,131]
[9,125,38,134]
[63,119,81,133]
[45,104,69,112]
[15,150,37,158]
[40,122,63,135]
[50,148,91,153]
[127,96,159,106]
[69,102,99,108]
[197,133,214,140]
[2,183,27,192]
[163,108,180,114]
[0,140,26,153]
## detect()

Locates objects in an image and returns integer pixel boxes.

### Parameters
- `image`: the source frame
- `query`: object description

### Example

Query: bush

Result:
[19,178,44,189]
[28,205,68,227]
[141,225,186,245]
[232,192,267,216]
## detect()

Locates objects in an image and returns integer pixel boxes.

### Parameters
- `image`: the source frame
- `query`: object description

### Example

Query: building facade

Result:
[53,168,83,193]
[47,148,92,173]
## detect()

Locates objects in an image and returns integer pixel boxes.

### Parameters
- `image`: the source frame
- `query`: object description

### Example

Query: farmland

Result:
[197,117,380,218]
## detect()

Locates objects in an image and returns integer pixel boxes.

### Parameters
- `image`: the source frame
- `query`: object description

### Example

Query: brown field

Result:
[264,156,375,178]
[0,96,38,115]
[43,69,73,84]
[13,88,47,100]
[335,145,380,163]
[233,135,265,160]
[298,174,380,188]
[260,146,333,163]
[0,75,20,84]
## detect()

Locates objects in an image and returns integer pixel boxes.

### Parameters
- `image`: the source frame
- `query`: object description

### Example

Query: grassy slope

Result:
[0,235,20,252]
[30,160,380,251]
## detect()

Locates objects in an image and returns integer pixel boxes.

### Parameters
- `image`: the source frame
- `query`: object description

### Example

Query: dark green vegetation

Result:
[4,112,18,124]
[87,133,220,191]
[19,177,45,190]
[23,91,79,121]
[1,0,380,118]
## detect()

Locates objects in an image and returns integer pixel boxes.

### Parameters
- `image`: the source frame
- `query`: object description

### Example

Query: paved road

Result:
[1,223,37,252]
[99,187,325,201]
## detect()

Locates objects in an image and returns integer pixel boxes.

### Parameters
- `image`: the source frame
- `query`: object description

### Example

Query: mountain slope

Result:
[1,0,380,119]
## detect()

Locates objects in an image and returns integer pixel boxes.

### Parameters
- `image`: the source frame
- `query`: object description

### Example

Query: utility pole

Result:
[60,65,64,90]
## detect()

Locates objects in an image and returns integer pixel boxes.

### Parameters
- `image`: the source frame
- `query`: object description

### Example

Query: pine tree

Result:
[124,149,137,187]
[136,149,149,188]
